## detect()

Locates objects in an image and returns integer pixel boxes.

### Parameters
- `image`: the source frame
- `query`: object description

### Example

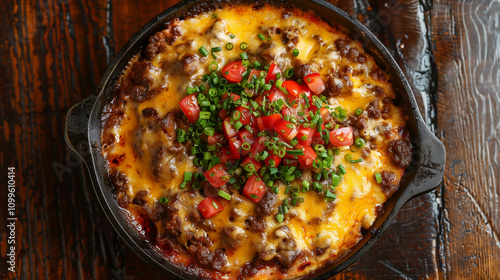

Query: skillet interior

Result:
[75,0,444,278]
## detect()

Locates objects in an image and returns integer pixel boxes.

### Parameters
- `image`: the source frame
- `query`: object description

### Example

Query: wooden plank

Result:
[432,0,500,278]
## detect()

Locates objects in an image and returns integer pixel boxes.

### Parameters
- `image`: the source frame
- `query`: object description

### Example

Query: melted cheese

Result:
[101,3,409,279]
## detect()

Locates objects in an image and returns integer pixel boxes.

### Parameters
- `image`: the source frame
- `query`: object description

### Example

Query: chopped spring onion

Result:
[159,197,169,204]
[284,68,294,78]
[292,48,299,57]
[212,201,219,209]
[184,171,193,182]
[226,42,234,50]
[375,172,382,184]
[355,108,363,116]
[240,52,248,60]
[355,137,365,148]
[276,213,284,223]
[257,33,266,40]
[240,42,248,50]
[218,190,232,200]
[302,180,310,192]
[209,60,218,72]
[211,46,222,52]
[198,46,209,57]
[338,164,347,174]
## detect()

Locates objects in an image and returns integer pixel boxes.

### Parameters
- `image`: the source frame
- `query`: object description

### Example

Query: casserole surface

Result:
[100,2,413,279]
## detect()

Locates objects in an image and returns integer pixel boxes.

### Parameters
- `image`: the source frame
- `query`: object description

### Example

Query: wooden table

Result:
[1,0,498,279]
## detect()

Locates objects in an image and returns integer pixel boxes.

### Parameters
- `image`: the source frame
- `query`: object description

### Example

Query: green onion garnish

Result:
[240,42,248,50]
[257,33,266,40]
[211,46,222,52]
[209,60,218,72]
[218,190,232,200]
[292,48,299,57]
[226,42,234,50]
[355,108,363,116]
[375,172,382,184]
[198,46,209,57]
[184,171,193,182]
[355,137,365,149]
[240,52,248,60]
[338,164,347,174]
[159,197,169,204]
[287,150,304,155]
[276,213,284,223]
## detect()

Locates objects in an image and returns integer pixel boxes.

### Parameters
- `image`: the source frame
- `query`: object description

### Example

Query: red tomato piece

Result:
[240,156,262,172]
[257,113,282,131]
[304,73,326,95]
[282,158,298,167]
[295,144,318,169]
[218,109,228,119]
[265,153,282,168]
[207,132,224,146]
[234,106,255,125]
[239,130,255,145]
[198,197,224,219]
[329,126,354,147]
[222,116,239,139]
[282,80,302,98]
[222,61,246,83]
[203,164,231,187]
[320,107,332,123]
[249,136,268,158]
[179,94,201,124]
[228,137,242,159]
[265,62,281,83]
[243,175,267,203]
[267,88,287,102]
[274,120,298,141]
[216,146,233,164]
[239,131,255,156]
[296,126,314,146]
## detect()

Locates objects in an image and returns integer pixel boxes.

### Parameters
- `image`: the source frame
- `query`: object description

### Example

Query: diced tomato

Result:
[216,146,233,164]
[257,113,282,131]
[179,94,201,124]
[312,132,326,146]
[249,136,268,158]
[295,144,318,169]
[240,156,262,172]
[304,73,326,95]
[299,84,312,100]
[221,92,241,102]
[281,102,308,121]
[267,88,287,103]
[296,126,314,146]
[239,131,255,156]
[207,132,224,146]
[282,80,302,98]
[228,137,242,159]
[265,153,282,168]
[239,130,255,145]
[265,62,281,83]
[234,106,255,125]
[218,109,228,119]
[320,107,332,123]
[222,116,238,139]
[329,126,354,147]
[243,175,267,203]
[198,197,224,219]
[247,69,262,82]
[204,164,231,188]
[282,158,298,167]
[222,61,246,83]
[274,120,298,141]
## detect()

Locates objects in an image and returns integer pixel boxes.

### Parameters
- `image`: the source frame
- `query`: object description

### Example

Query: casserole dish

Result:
[65,0,445,278]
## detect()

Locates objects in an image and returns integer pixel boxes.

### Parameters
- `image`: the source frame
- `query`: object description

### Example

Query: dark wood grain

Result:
[0,0,498,279]
[432,0,500,278]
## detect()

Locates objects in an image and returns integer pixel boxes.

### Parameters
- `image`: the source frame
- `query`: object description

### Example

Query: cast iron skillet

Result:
[65,0,446,278]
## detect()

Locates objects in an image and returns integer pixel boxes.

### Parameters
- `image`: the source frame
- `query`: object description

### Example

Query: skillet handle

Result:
[403,122,446,201]
[65,95,97,162]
